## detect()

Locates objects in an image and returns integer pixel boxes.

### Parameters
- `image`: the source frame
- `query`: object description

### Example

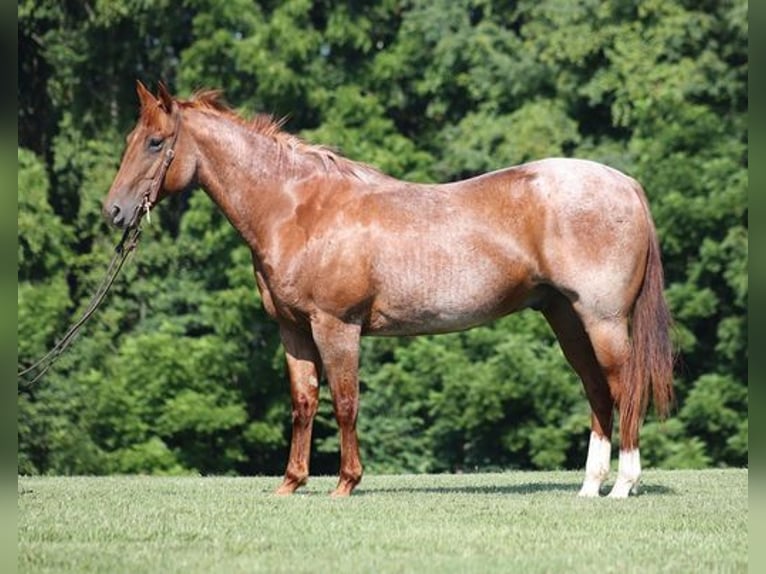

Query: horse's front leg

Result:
[276,324,322,495]
[311,315,363,497]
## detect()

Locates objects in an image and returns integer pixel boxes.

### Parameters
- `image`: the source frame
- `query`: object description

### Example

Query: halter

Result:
[140,106,182,224]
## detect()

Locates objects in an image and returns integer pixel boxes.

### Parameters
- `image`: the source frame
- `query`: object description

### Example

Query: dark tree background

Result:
[18,0,747,476]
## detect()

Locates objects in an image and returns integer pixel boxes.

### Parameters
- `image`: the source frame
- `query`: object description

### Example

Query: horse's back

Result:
[458,157,642,208]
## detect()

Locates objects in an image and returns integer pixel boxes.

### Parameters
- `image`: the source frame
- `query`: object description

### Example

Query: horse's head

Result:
[103,81,195,228]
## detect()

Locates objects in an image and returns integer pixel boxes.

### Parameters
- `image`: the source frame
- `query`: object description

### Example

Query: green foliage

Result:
[439,99,581,177]
[302,86,435,181]
[17,148,72,280]
[18,0,747,476]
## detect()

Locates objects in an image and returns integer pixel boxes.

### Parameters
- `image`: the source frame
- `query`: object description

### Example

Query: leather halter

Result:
[141,106,182,222]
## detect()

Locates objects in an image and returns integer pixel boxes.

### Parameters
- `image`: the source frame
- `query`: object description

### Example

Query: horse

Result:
[103,81,674,498]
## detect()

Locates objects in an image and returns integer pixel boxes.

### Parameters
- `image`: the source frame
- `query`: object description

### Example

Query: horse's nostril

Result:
[108,204,126,228]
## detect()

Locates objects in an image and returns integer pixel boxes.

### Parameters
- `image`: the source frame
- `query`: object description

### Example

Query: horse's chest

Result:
[254,266,310,325]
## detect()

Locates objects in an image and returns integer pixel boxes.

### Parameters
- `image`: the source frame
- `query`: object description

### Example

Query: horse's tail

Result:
[621,184,675,448]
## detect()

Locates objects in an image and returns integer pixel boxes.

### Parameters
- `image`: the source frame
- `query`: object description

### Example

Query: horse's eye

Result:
[148,136,164,152]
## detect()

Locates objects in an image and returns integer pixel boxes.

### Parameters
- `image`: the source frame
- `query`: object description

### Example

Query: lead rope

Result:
[17,225,143,387]
[18,107,181,387]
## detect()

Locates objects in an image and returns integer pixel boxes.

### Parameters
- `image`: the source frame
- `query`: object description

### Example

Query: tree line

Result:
[18,0,747,476]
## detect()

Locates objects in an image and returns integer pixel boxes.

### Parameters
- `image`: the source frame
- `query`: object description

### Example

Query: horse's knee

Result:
[292,391,318,425]
[333,394,358,426]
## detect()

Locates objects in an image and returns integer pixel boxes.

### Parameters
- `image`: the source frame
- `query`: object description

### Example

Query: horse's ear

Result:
[136,80,156,110]
[157,81,174,114]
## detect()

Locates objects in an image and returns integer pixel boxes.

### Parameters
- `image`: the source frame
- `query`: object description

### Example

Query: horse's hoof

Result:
[577,481,602,498]
[330,477,359,498]
[275,475,307,496]
[330,489,351,498]
[607,479,639,498]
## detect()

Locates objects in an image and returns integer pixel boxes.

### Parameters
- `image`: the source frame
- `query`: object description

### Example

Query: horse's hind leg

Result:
[543,293,615,497]
[276,325,322,495]
[580,315,641,499]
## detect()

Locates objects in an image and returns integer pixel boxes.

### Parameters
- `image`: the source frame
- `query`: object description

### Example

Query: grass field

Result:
[18,469,747,573]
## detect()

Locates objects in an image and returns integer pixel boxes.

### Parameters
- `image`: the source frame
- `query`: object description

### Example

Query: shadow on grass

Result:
[636,483,676,495]
[356,482,576,496]
[353,482,677,497]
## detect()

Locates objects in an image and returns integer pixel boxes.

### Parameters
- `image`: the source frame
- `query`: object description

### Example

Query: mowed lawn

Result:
[18,469,747,573]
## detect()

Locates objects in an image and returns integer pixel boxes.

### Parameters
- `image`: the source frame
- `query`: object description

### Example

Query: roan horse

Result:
[104,82,674,498]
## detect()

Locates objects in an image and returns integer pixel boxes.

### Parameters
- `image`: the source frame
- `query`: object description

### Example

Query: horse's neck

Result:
[189,111,304,249]
[187,110,401,273]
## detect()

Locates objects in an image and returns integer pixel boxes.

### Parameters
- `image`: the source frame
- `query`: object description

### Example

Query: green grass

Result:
[18,469,747,573]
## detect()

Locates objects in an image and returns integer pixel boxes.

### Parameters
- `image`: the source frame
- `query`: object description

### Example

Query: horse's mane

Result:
[179,90,383,182]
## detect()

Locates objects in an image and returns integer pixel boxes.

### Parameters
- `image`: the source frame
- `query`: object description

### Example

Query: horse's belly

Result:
[366,306,511,336]
[364,252,534,336]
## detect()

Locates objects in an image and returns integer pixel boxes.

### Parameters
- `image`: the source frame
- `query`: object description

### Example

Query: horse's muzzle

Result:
[103,200,140,229]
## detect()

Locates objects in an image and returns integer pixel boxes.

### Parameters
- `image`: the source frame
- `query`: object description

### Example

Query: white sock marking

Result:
[608,448,641,498]
[578,431,612,497]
